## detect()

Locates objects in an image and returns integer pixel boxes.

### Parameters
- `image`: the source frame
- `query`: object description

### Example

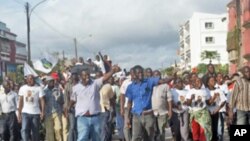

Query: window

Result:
[205,22,214,29]
[205,37,214,44]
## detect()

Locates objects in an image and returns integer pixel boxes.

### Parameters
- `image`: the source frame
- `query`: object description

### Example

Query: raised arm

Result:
[102,65,120,82]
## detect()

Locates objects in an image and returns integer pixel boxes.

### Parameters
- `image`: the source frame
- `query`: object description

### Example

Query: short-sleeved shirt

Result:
[0,91,18,113]
[100,83,115,112]
[120,78,132,108]
[215,83,228,112]
[44,87,64,117]
[171,88,189,113]
[19,85,45,114]
[152,84,172,116]
[71,78,103,117]
[125,77,159,115]
[206,88,226,113]
[186,88,210,112]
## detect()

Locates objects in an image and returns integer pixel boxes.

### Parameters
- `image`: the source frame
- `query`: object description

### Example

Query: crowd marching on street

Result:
[0,52,250,141]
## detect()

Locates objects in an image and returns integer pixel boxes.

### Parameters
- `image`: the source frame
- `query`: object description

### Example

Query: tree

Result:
[200,50,220,64]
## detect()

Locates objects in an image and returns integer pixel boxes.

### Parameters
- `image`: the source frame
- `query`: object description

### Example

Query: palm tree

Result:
[200,50,220,64]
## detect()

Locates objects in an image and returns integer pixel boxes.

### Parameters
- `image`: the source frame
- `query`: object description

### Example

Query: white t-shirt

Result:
[93,60,106,74]
[171,88,189,113]
[19,85,45,114]
[120,78,132,108]
[186,88,210,112]
[206,88,227,113]
[215,83,228,112]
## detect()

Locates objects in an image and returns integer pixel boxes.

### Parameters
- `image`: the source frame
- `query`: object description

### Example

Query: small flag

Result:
[33,52,58,74]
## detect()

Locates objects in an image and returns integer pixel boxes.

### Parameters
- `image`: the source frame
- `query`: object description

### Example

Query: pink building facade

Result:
[227,0,250,74]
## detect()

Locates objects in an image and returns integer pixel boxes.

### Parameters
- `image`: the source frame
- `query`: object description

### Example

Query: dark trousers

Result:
[2,111,19,141]
[211,113,219,141]
[68,108,77,141]
[101,111,113,141]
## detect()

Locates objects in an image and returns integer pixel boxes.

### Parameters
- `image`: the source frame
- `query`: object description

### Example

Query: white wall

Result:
[179,12,229,68]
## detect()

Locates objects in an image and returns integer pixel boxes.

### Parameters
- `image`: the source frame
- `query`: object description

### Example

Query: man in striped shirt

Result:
[229,66,250,125]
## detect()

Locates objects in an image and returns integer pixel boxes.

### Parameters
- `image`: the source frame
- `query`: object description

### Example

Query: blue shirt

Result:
[125,77,159,115]
[44,87,64,117]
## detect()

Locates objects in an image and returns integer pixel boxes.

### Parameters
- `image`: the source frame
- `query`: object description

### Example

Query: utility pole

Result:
[25,2,31,64]
[74,38,78,60]
[25,0,47,65]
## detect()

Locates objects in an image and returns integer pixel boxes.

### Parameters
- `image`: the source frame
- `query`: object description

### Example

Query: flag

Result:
[33,52,58,74]
[23,62,38,77]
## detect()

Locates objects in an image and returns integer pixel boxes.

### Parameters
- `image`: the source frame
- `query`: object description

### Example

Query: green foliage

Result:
[200,50,220,63]
[161,66,175,76]
[196,63,207,74]
[196,63,229,75]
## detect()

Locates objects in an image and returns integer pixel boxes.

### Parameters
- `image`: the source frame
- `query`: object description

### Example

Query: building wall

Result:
[179,12,229,69]
[0,21,27,81]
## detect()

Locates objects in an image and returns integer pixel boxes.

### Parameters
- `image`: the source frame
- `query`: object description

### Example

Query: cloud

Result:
[0,0,229,69]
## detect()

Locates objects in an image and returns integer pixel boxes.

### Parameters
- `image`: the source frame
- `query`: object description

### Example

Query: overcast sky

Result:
[0,0,229,69]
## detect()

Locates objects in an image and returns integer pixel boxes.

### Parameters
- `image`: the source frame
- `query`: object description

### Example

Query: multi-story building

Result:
[179,12,229,70]
[227,0,250,74]
[0,21,27,81]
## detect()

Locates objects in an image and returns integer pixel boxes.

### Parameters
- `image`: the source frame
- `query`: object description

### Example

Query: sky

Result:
[0,0,229,70]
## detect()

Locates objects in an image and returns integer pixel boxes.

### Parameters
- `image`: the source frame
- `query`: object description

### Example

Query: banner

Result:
[33,52,58,74]
[23,62,38,77]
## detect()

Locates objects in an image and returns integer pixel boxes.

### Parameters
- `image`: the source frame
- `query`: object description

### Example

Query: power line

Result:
[33,12,73,39]
[11,0,25,6]
[33,12,95,55]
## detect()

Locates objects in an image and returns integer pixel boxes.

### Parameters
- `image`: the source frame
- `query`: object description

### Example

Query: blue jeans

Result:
[21,113,40,141]
[217,112,225,140]
[77,114,101,141]
[236,110,250,125]
[68,109,77,141]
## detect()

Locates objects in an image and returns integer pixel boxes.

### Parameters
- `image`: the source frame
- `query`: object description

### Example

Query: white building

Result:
[179,12,229,70]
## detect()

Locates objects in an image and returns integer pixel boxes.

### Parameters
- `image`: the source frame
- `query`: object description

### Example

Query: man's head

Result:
[26,75,35,86]
[79,57,84,63]
[104,55,108,61]
[216,72,223,85]
[153,70,161,79]
[81,70,91,85]
[2,81,11,94]
[95,71,103,79]
[133,65,144,81]
[95,55,100,61]
[108,76,114,85]
[242,66,250,80]
[145,68,153,78]
[47,79,55,89]
[174,78,184,90]
[207,64,215,74]
[71,73,79,84]
[129,68,136,81]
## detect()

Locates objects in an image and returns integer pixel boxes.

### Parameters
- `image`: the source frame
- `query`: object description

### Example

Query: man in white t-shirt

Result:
[215,73,228,141]
[171,78,191,141]
[120,68,135,141]
[18,74,45,141]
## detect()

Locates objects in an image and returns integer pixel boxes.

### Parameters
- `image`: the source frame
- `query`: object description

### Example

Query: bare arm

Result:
[40,96,45,120]
[102,65,120,82]
[168,100,172,118]
[126,100,132,128]
[120,94,125,116]
[17,96,24,123]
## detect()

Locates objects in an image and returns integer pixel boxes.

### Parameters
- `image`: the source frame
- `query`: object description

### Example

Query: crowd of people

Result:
[0,53,250,141]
